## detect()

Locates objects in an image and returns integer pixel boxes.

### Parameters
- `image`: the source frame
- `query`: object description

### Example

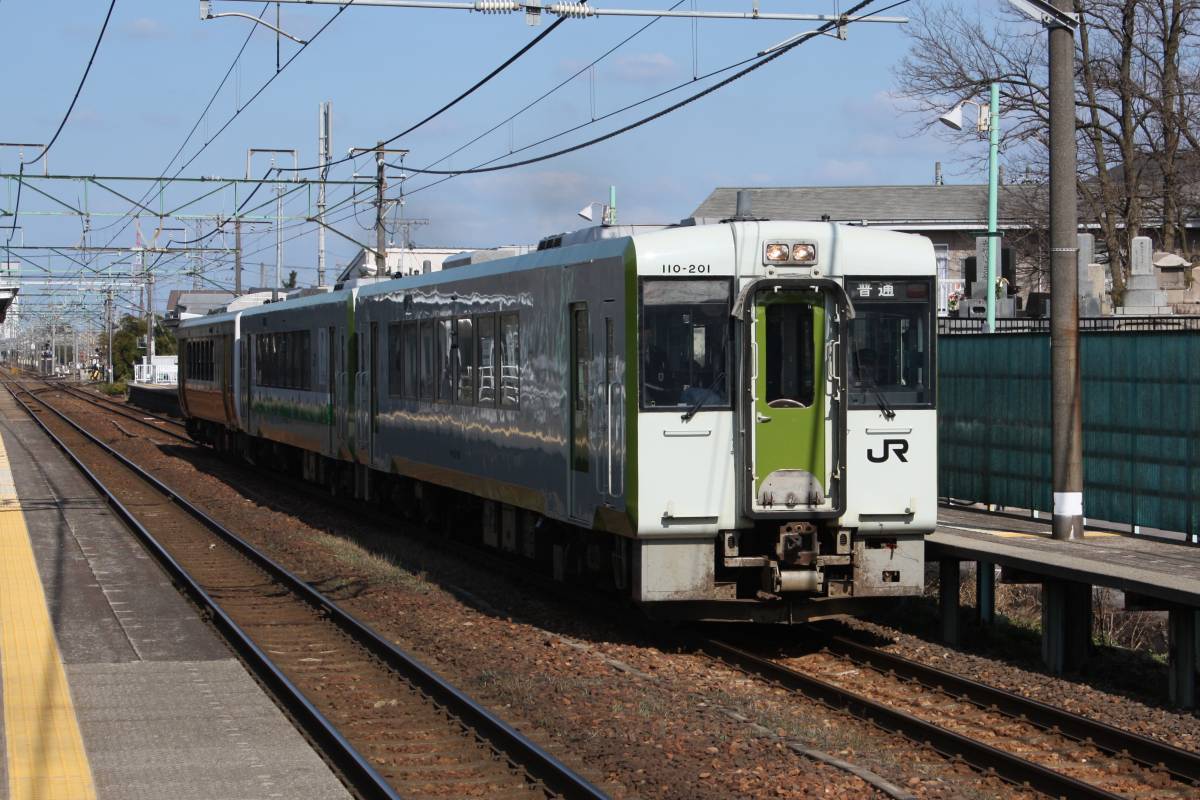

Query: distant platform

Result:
[931,506,1200,607]
[125,382,181,417]
[0,387,348,799]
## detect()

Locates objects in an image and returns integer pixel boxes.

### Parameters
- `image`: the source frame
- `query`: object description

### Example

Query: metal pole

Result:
[1049,0,1082,541]
[375,141,387,276]
[146,262,155,380]
[986,82,1000,333]
[106,288,113,383]
[235,219,243,295]
[275,180,283,301]
[317,101,330,287]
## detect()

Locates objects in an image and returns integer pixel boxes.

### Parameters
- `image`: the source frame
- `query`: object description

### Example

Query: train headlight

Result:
[791,243,817,264]
[764,243,790,262]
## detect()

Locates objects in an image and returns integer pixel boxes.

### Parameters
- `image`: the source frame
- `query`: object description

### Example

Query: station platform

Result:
[930,506,1200,707]
[125,382,181,417]
[931,507,1200,608]
[0,389,349,799]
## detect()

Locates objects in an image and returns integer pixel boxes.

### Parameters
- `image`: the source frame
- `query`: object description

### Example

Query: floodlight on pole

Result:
[937,87,1001,333]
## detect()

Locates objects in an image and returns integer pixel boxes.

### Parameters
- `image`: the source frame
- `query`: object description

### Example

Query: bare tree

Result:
[895,0,1200,304]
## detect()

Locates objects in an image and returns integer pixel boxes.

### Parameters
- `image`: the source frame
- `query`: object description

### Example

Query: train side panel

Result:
[360,238,631,530]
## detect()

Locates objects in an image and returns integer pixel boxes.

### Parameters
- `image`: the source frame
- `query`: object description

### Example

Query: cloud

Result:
[126,17,170,40]
[611,53,678,83]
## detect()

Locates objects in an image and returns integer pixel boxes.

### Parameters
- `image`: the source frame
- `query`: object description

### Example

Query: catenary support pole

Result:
[317,101,330,287]
[275,180,283,302]
[1050,0,1083,541]
[235,219,243,295]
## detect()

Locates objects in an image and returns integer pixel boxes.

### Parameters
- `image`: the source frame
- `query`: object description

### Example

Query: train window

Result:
[499,313,520,409]
[403,321,417,398]
[476,315,496,406]
[846,279,934,409]
[387,323,404,396]
[456,317,474,405]
[252,330,312,390]
[570,304,589,472]
[639,279,732,410]
[418,320,434,400]
[572,306,589,412]
[764,302,815,408]
[436,318,454,402]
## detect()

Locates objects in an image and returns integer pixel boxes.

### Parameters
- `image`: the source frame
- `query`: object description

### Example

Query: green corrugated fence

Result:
[938,331,1200,537]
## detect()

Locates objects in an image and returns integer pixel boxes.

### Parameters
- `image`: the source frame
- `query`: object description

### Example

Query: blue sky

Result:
[1,0,993,313]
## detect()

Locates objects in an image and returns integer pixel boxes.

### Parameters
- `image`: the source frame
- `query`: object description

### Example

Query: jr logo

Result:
[868,439,909,463]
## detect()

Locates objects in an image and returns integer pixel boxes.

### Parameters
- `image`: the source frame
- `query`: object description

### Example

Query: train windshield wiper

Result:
[681,371,725,422]
[860,373,896,421]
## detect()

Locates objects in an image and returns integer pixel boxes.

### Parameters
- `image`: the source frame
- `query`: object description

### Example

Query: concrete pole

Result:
[317,101,330,287]
[375,141,387,276]
[986,82,1000,333]
[1049,0,1083,541]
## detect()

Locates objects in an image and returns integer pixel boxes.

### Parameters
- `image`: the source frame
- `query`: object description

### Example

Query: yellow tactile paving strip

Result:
[940,522,1118,539]
[0,436,97,799]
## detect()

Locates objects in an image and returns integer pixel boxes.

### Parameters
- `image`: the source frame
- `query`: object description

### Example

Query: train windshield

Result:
[639,278,732,410]
[846,279,934,409]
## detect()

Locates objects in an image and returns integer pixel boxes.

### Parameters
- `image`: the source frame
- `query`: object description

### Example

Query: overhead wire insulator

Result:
[473,0,521,13]
[548,3,596,17]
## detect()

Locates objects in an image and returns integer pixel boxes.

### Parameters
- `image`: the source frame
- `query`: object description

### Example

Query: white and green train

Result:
[178,215,937,623]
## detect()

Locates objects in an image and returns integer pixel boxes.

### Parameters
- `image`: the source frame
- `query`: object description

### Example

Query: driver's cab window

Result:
[639,278,732,410]
[764,302,814,408]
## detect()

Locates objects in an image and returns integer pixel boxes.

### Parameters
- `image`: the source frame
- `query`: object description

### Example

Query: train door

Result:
[747,288,831,514]
[353,321,374,460]
[242,333,253,433]
[221,334,235,425]
[569,303,601,522]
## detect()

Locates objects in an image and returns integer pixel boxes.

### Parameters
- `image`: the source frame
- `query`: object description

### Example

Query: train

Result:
[177,214,937,623]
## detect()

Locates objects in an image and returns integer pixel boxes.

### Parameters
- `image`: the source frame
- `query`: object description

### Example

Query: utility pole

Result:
[1048,0,1082,541]
[375,141,387,276]
[350,143,408,277]
[317,101,331,287]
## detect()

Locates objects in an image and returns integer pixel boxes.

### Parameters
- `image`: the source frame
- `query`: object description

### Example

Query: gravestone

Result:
[1118,235,1171,315]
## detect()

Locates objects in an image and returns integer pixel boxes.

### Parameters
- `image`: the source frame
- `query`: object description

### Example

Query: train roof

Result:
[178,221,934,327]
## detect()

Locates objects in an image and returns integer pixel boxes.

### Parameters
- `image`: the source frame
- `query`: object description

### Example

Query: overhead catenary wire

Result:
[7,0,118,245]
[289,6,583,174]
[93,1,355,255]
[396,0,889,177]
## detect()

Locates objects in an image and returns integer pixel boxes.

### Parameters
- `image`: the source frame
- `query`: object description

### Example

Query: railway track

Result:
[703,636,1199,799]
[6,377,606,800]
[30,376,1200,798]
[51,381,191,441]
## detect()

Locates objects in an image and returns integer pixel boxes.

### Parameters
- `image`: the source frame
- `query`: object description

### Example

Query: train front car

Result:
[631,220,936,622]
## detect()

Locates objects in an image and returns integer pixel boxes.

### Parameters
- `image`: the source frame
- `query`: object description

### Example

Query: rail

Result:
[6,376,607,800]
[702,638,1130,800]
